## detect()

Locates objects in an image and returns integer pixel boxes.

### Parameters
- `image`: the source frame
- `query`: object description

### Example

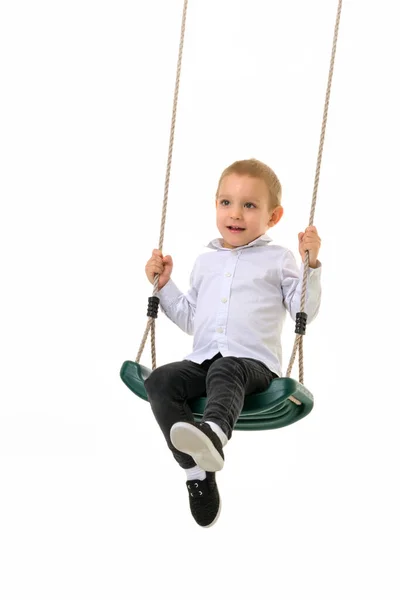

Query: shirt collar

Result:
[205,232,273,251]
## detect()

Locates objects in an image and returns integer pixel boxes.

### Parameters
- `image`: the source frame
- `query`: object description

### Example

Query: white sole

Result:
[170,422,224,472]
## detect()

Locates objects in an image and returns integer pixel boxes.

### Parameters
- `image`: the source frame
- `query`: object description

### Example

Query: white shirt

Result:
[156,233,322,377]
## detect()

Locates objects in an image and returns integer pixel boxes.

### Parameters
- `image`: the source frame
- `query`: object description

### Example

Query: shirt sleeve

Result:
[280,249,322,323]
[155,259,198,335]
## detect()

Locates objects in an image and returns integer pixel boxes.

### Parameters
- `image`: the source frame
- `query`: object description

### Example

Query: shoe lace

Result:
[187,481,205,499]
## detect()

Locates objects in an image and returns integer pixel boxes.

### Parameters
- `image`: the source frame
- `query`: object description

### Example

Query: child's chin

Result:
[222,239,242,249]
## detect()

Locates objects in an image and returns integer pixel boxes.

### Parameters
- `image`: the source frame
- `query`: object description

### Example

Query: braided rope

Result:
[136,0,189,368]
[286,0,343,383]
[136,0,343,386]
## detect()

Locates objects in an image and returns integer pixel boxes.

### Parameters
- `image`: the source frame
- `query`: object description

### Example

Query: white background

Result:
[1,1,399,598]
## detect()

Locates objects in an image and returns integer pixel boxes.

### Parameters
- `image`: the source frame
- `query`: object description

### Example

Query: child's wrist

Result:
[304,259,318,268]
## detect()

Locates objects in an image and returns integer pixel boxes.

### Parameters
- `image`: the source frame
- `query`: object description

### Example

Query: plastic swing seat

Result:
[120,360,314,431]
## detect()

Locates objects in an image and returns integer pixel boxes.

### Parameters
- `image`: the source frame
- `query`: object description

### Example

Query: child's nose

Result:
[230,207,243,218]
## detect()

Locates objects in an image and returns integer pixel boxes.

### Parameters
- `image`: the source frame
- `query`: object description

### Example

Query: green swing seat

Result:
[120,360,314,431]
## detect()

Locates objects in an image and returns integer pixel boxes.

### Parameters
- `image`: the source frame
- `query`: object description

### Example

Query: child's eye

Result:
[220,200,256,208]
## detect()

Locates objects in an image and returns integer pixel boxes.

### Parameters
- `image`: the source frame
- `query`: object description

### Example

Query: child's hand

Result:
[298,226,321,268]
[145,249,173,290]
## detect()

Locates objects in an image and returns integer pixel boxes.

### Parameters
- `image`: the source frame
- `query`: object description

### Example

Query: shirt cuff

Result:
[309,260,322,271]
[300,260,322,282]
[155,279,182,310]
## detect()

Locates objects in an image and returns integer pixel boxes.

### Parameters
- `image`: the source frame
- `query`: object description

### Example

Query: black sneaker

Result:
[170,422,225,471]
[186,472,221,527]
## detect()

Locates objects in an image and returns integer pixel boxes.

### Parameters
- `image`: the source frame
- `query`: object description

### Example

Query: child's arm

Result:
[281,250,322,323]
[155,260,198,335]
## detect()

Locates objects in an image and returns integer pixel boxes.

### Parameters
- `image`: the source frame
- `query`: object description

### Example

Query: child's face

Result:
[215,174,282,249]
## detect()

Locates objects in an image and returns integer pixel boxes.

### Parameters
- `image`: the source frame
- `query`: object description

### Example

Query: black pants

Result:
[144,353,278,469]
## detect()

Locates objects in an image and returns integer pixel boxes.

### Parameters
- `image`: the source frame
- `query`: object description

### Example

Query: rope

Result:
[136,0,189,368]
[136,0,343,385]
[286,0,343,382]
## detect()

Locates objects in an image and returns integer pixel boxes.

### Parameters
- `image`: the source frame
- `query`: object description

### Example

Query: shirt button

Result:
[221,298,227,303]
[216,327,224,333]
[225,273,231,277]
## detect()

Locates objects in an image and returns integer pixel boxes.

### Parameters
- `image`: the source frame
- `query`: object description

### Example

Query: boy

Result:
[144,158,322,527]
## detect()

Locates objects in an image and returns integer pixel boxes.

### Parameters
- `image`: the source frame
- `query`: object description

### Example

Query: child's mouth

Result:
[227,226,245,233]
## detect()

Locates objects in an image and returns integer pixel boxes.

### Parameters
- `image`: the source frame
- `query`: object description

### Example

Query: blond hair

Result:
[216,158,282,209]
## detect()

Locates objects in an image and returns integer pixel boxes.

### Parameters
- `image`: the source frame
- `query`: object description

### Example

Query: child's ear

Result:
[269,206,284,226]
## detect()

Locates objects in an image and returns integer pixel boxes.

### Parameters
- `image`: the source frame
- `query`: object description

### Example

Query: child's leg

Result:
[144,360,208,469]
[204,355,278,440]
[145,358,223,528]
[169,355,276,472]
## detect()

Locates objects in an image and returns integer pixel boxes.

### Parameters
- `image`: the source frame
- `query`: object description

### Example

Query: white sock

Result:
[185,465,206,481]
[206,421,228,447]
